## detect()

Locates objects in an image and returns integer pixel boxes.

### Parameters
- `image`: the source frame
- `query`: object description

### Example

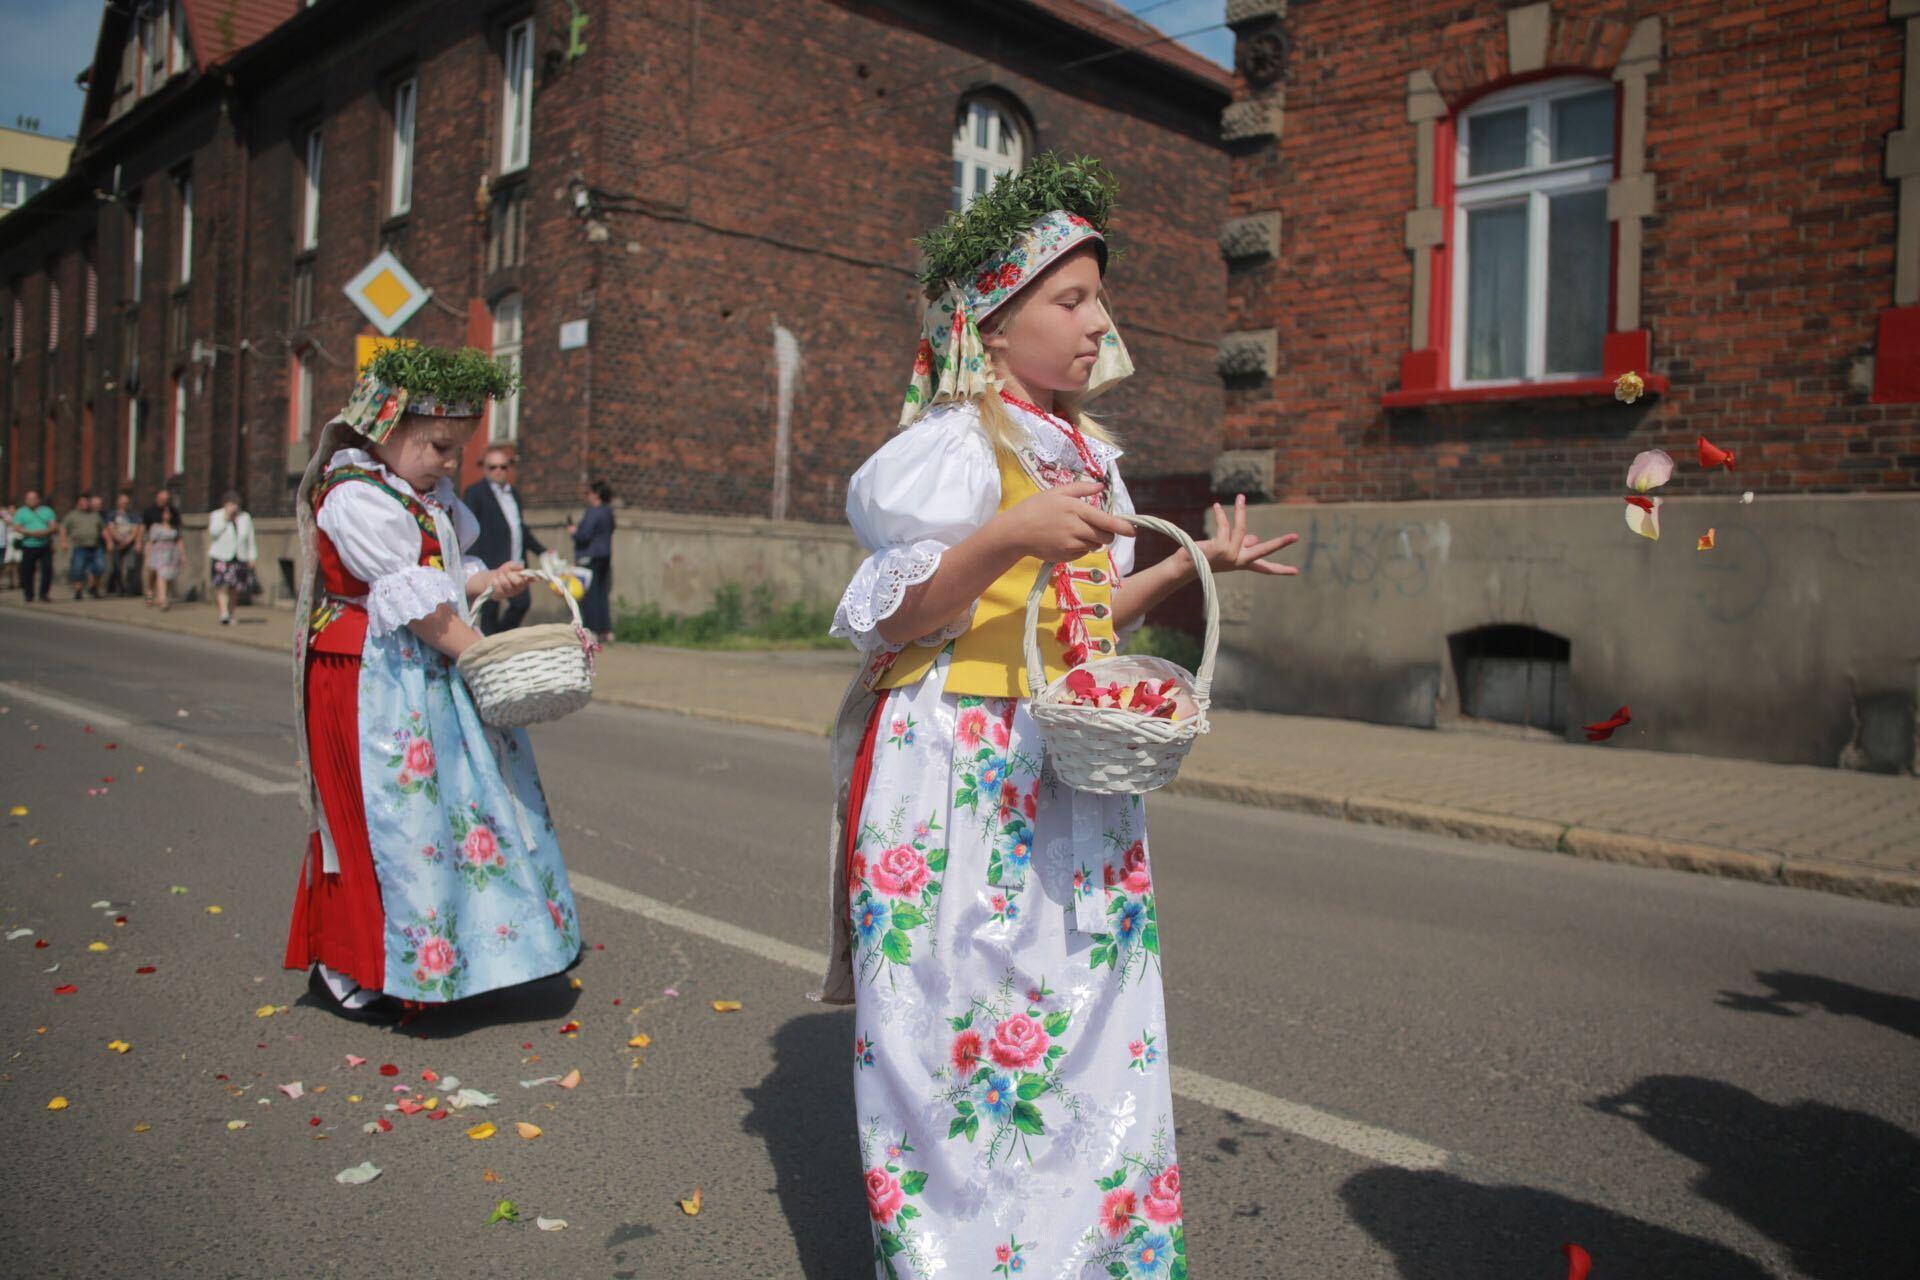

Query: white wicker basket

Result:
[456,568,597,727]
[1023,513,1218,795]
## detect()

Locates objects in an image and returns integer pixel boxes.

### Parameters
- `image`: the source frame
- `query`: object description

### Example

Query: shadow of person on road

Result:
[1341,1166,1772,1279]
[1593,1074,1920,1280]
[740,1008,869,1280]
[293,971,581,1041]
[1716,969,1920,1042]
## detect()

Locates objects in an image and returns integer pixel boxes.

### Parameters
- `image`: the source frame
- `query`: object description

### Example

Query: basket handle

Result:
[465,564,586,631]
[1021,512,1219,705]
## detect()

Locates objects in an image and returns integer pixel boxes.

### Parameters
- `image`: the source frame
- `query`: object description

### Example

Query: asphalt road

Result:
[2,608,1917,1279]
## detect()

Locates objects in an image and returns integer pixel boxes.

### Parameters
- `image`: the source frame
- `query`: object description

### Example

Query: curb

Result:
[1165,776,1920,910]
[10,599,1917,910]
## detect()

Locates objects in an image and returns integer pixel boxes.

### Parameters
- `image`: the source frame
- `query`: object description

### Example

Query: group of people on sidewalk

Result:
[0,485,209,608]
[2,485,249,616]
[278,155,1296,1277]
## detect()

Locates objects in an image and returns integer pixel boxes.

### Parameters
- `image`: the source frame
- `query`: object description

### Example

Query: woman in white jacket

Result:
[207,490,258,624]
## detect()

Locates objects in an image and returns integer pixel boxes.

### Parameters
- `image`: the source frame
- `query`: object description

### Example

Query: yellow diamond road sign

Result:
[343,250,430,336]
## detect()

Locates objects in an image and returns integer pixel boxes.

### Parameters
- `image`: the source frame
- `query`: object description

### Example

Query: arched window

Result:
[490,292,523,444]
[1451,77,1614,387]
[951,96,1026,211]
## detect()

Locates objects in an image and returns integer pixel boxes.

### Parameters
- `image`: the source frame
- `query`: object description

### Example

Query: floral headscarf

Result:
[899,209,1134,428]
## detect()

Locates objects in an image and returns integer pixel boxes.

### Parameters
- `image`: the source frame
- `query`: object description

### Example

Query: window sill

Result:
[1383,374,1667,409]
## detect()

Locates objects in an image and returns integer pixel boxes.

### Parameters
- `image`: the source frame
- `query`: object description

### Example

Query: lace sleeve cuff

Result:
[830,539,976,654]
[366,565,463,636]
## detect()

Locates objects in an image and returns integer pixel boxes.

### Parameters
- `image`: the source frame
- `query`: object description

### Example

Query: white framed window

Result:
[171,375,187,475]
[1450,77,1614,387]
[168,0,186,74]
[47,278,59,351]
[389,77,417,216]
[301,129,323,251]
[176,173,192,285]
[501,20,534,174]
[951,97,1025,211]
[125,398,140,480]
[489,292,523,444]
[130,203,144,303]
[139,6,163,94]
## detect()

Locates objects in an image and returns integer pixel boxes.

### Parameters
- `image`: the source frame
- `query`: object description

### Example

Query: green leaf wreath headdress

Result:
[899,152,1133,427]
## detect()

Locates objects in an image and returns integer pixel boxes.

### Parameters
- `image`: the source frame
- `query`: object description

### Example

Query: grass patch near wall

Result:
[614,584,844,651]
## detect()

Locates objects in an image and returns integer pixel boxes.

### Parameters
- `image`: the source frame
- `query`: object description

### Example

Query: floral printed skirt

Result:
[284,629,583,1002]
[848,650,1186,1279]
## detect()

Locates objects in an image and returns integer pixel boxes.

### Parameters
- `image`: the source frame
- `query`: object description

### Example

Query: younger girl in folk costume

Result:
[823,156,1297,1278]
[285,345,583,1017]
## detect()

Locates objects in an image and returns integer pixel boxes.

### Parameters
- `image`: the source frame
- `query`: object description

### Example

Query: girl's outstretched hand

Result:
[1197,495,1299,576]
[997,481,1135,563]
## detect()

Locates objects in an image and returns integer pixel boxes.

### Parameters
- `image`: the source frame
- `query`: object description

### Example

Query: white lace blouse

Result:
[315,448,490,636]
[830,399,1140,655]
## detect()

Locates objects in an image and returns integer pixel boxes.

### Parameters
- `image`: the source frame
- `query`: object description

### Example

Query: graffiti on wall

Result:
[1298,513,1452,600]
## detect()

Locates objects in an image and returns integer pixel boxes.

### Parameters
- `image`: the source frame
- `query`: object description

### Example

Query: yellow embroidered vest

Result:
[874,444,1117,698]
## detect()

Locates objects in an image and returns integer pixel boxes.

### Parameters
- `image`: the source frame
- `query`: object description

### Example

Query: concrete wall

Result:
[228,492,1918,771]
[1209,494,1920,770]
[226,506,864,625]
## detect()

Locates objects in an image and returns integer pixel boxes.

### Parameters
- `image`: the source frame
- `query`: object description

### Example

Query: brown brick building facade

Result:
[1213,0,1920,768]
[0,0,1232,531]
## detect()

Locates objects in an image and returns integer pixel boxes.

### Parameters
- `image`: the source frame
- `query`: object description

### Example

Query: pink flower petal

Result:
[1626,448,1674,493]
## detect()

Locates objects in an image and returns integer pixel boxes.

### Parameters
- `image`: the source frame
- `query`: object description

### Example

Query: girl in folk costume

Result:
[285,345,583,1017]
[822,156,1297,1278]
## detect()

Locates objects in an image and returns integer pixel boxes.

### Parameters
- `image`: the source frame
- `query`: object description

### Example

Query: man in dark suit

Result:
[462,446,546,634]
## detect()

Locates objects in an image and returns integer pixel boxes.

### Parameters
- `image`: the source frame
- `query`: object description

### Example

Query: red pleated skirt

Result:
[283,652,387,991]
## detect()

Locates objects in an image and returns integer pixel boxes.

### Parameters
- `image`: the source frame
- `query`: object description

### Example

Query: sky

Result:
[0,0,1230,143]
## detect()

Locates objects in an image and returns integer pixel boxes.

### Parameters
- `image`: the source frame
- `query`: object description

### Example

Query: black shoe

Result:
[304,967,402,1024]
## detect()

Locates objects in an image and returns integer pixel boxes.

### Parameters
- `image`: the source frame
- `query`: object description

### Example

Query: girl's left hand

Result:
[1197,495,1299,577]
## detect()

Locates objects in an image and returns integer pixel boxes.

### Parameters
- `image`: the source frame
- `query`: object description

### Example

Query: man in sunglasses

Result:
[462,446,547,634]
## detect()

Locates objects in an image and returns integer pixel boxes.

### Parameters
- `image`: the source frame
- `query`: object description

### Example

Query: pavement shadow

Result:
[739,1007,868,1280]
[1340,1166,1772,1279]
[1593,1074,1920,1279]
[1716,969,1920,1042]
[293,972,582,1040]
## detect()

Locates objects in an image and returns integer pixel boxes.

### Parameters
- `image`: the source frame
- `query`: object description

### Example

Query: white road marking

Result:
[8,665,1454,1174]
[568,871,1453,1172]
[3,680,302,796]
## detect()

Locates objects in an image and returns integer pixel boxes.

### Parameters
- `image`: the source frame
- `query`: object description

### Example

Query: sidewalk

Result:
[6,592,1917,908]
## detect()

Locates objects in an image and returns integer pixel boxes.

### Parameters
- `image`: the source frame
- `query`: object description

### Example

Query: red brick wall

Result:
[1228,0,1920,503]
[6,0,1230,532]
[584,0,1230,522]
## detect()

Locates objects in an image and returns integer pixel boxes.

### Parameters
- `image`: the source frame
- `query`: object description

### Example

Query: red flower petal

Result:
[1696,436,1735,471]
[135,966,156,974]
[35,939,48,949]
[1623,495,1655,512]
[1563,1243,1593,1280]
[309,1116,322,1127]
[53,984,78,995]
[378,1064,399,1076]
[1582,705,1632,742]
[428,1109,448,1120]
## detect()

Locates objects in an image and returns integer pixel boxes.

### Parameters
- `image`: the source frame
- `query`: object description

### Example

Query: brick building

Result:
[0,0,1231,597]
[1214,0,1920,768]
